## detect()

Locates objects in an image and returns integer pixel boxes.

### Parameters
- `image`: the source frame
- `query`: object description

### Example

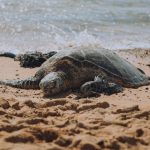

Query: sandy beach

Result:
[0,49,150,150]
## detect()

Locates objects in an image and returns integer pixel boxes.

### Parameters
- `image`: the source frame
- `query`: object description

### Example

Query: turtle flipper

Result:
[103,83,123,95]
[80,80,106,97]
[80,77,123,97]
[0,77,40,89]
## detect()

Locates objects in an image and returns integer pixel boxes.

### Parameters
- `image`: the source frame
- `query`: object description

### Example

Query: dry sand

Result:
[0,49,149,150]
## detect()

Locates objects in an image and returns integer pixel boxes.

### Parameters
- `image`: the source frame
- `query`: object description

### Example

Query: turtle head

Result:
[39,71,67,96]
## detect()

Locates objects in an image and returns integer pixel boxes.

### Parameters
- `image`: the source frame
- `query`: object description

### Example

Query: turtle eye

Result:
[49,81,56,88]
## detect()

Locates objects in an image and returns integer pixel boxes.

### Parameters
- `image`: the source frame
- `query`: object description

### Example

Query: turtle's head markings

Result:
[39,72,65,96]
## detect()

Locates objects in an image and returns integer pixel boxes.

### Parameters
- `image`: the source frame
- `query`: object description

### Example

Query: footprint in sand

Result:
[55,136,72,147]
[0,125,25,133]
[0,98,10,109]
[5,133,34,143]
[24,118,48,125]
[31,129,58,143]
[23,100,37,108]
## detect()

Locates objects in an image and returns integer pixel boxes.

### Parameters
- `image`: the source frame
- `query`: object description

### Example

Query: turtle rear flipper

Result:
[0,77,40,89]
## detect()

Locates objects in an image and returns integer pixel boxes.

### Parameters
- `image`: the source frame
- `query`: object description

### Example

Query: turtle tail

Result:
[0,77,40,89]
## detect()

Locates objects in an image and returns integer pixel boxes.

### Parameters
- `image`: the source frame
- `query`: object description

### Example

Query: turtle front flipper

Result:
[0,77,40,89]
[80,77,123,97]
[39,71,70,97]
[80,80,105,97]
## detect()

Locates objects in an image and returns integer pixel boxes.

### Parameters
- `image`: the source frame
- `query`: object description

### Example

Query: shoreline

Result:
[0,48,150,150]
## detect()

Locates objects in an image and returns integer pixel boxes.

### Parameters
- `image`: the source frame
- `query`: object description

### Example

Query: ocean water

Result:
[0,0,150,53]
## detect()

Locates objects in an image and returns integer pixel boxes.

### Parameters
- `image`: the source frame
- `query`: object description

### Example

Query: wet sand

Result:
[0,49,150,150]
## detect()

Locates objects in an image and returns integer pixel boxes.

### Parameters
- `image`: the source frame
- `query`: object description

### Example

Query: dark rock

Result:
[0,51,57,68]
[17,51,57,68]
[0,52,16,58]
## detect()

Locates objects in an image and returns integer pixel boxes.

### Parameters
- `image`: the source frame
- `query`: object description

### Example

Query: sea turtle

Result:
[0,47,149,97]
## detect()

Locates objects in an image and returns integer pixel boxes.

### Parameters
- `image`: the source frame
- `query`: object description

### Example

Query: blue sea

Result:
[0,0,150,53]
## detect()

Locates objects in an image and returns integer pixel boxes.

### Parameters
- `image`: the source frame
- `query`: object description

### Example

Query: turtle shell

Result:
[41,47,149,87]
